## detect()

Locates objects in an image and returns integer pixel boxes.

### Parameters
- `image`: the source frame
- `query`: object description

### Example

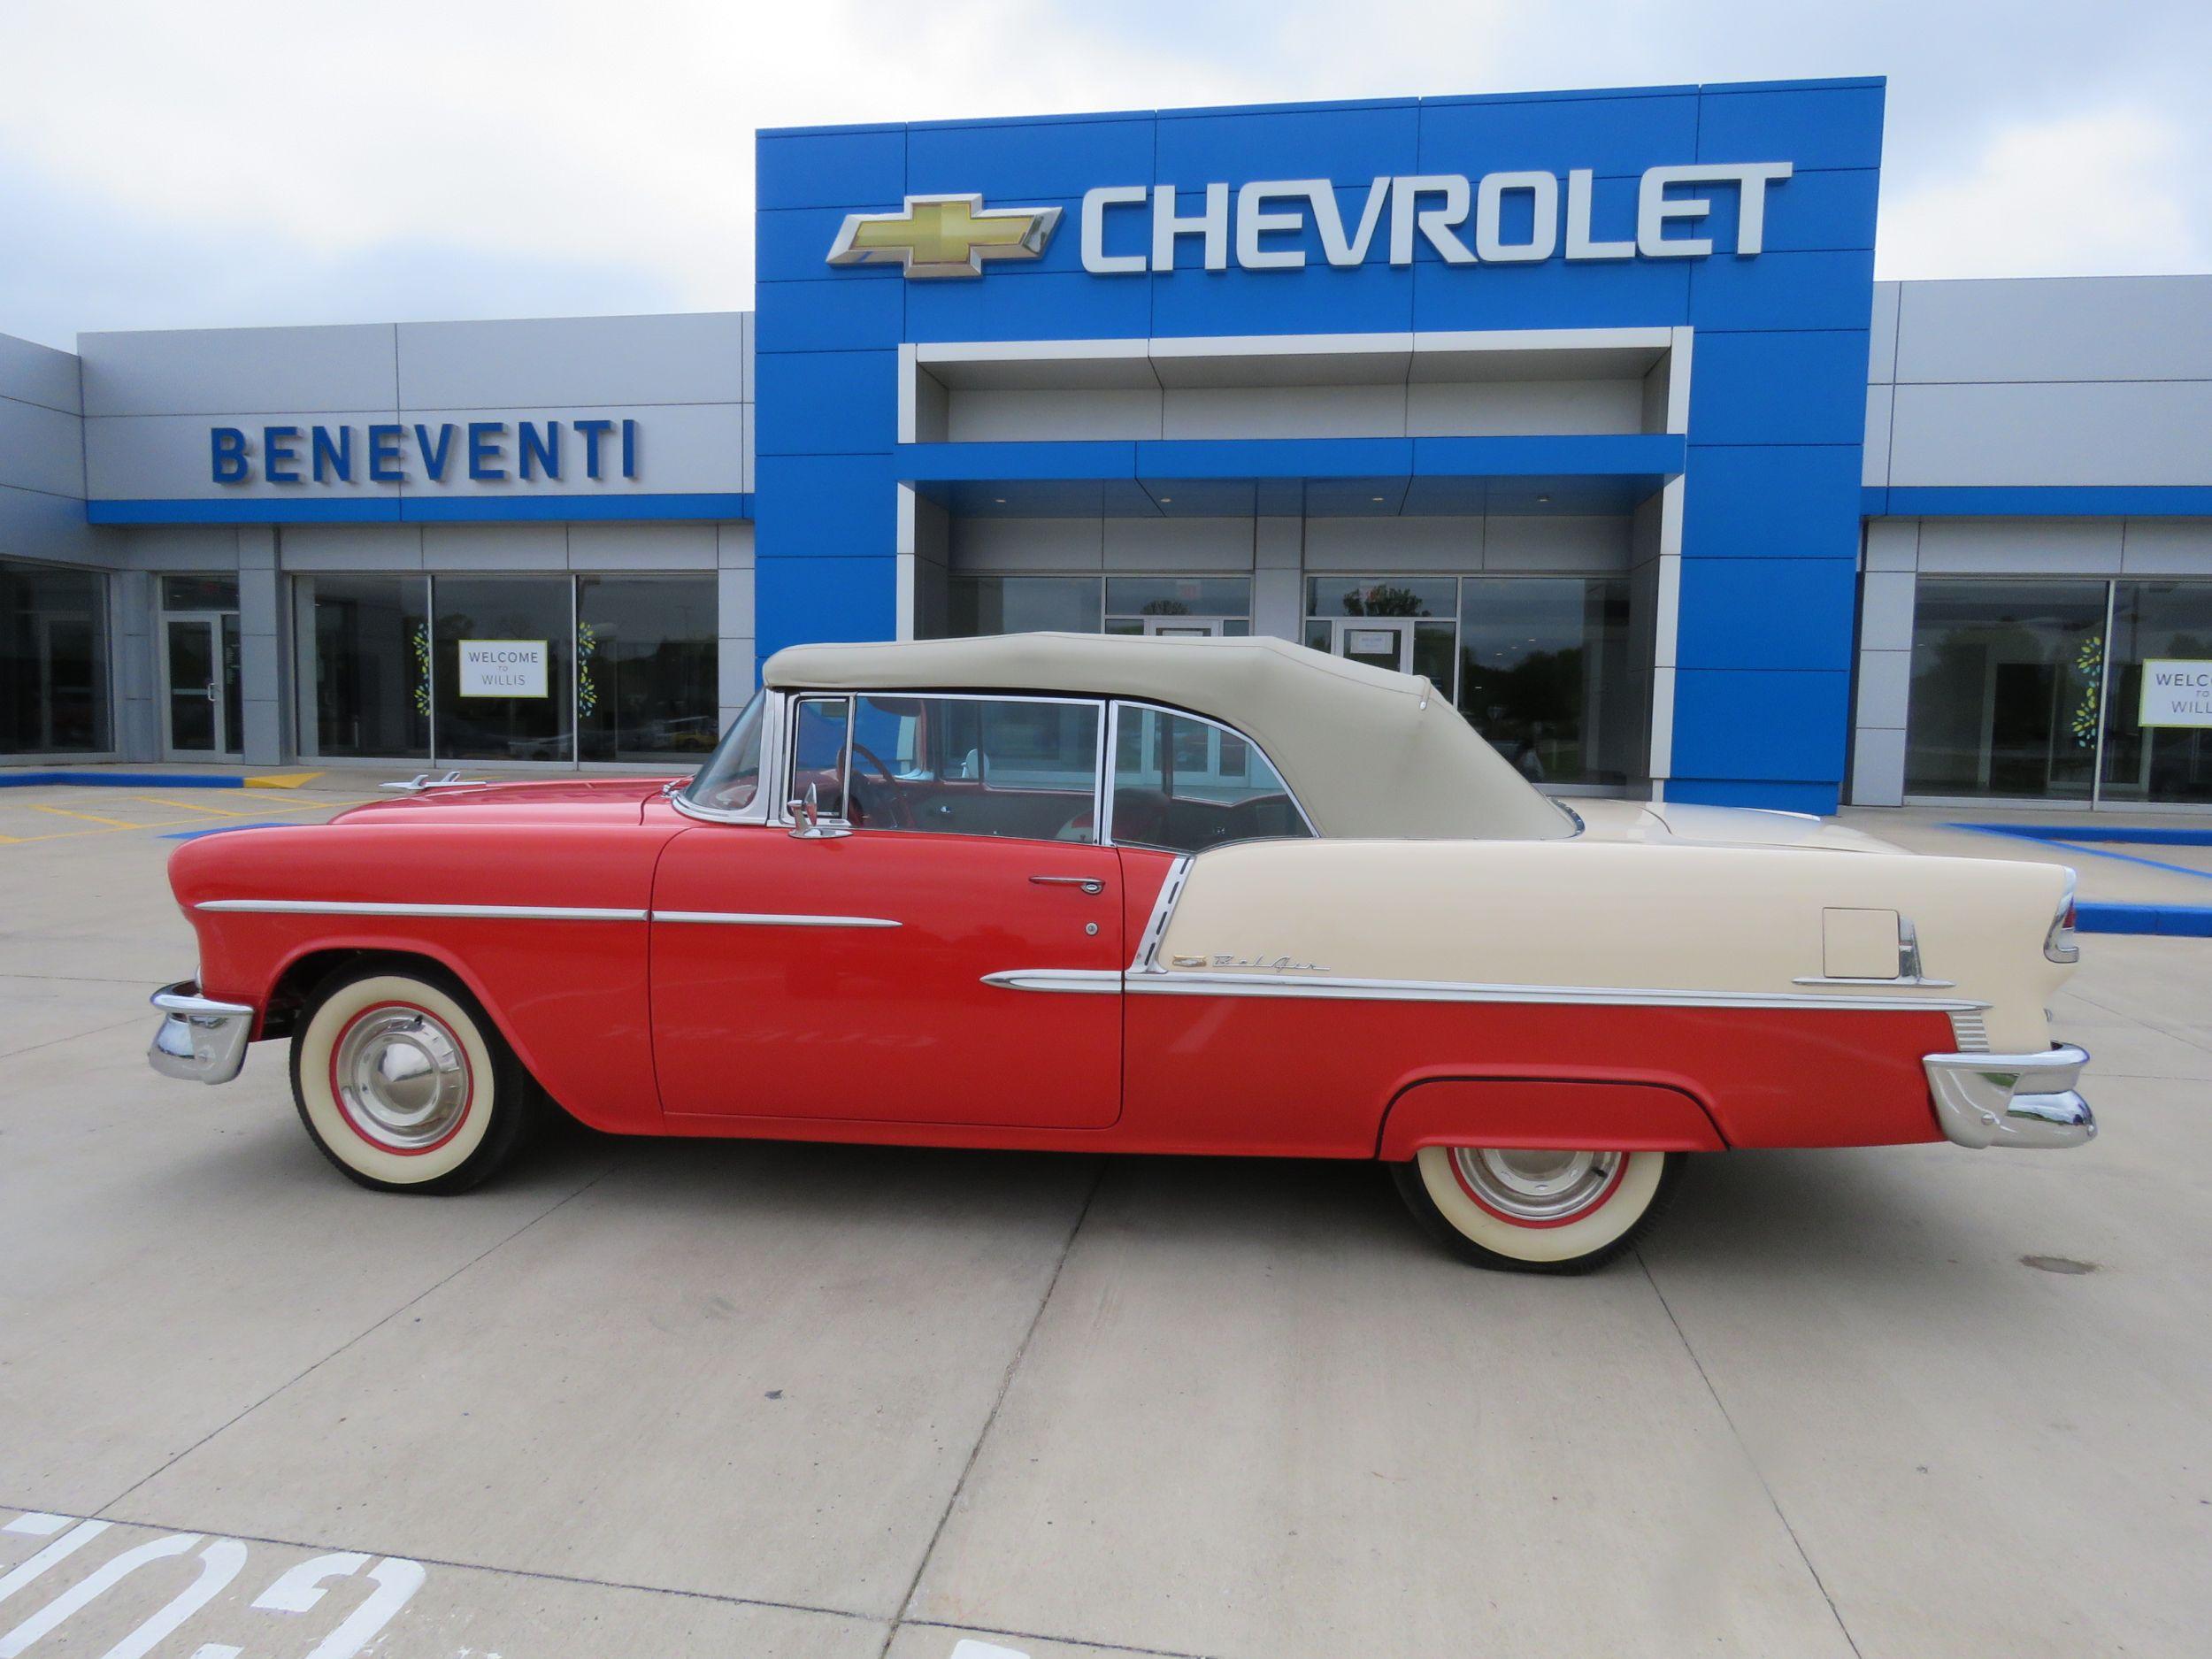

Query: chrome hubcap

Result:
[1452,1148,1622,1223]
[334,1005,470,1150]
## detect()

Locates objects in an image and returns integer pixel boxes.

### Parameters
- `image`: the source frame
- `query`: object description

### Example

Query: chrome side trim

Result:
[1127,855,1194,972]
[1948,1009,1992,1053]
[981,969,1122,995]
[195,900,648,922]
[1793,974,1957,989]
[652,910,900,928]
[1121,971,1990,1012]
[148,980,255,1085]
[1925,1045,2094,1149]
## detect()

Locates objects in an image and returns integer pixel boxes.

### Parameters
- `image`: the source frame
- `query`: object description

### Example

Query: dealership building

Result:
[4,74,2211,812]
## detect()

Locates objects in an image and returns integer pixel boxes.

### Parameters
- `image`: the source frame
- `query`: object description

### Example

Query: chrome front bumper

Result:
[1924,1044,2095,1149]
[148,980,256,1085]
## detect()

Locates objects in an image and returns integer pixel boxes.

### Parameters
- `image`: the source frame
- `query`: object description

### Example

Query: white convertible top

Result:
[764,633,1572,841]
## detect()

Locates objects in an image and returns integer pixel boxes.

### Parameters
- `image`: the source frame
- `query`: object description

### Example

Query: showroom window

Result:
[944,575,1252,639]
[1903,578,2212,806]
[296,572,717,766]
[1304,574,1634,787]
[2102,583,2212,805]
[1,558,111,755]
[1905,580,2110,802]
[577,576,718,763]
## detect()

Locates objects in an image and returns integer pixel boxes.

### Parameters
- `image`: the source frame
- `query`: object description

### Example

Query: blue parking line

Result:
[2076,902,2212,937]
[160,822,298,840]
[1948,823,2212,882]
[1953,822,2212,848]
[2,771,249,788]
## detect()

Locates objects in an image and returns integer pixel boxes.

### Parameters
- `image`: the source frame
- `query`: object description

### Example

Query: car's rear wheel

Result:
[290,963,534,1193]
[1391,1146,1683,1273]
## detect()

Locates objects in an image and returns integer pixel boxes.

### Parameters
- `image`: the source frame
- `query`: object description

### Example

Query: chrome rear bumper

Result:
[1924,1044,2094,1150]
[148,980,255,1085]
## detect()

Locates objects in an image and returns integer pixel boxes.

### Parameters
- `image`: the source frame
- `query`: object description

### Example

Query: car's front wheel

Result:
[290,963,534,1193]
[1392,1146,1683,1273]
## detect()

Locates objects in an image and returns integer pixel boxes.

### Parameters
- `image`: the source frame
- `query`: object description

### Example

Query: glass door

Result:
[164,613,242,757]
[1331,618,1413,672]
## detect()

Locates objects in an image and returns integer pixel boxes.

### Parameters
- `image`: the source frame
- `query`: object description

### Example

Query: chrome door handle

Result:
[1030,875,1105,895]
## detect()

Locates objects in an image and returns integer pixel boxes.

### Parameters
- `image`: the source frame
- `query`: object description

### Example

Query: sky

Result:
[1,0,2207,349]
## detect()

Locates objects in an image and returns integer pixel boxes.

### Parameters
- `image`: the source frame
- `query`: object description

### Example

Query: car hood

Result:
[1567,797,1901,853]
[332,776,682,827]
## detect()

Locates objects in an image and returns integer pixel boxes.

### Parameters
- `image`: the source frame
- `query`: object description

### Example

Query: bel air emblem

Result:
[1172,953,1330,972]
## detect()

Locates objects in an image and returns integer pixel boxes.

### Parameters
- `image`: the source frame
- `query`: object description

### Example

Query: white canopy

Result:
[763,633,1573,841]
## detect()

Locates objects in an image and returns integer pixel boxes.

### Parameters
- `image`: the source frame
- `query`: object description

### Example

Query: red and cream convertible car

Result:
[150,634,2093,1272]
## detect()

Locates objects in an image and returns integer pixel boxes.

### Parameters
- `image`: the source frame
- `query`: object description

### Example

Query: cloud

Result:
[0,147,686,350]
[1878,107,2209,279]
[0,0,2208,347]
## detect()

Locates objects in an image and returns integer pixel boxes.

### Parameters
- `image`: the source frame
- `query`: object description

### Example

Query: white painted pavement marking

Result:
[0,1514,426,1659]
[949,1642,1031,1659]
[0,1520,112,1607]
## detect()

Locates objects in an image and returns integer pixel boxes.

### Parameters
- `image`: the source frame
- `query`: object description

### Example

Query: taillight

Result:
[2045,872,2080,964]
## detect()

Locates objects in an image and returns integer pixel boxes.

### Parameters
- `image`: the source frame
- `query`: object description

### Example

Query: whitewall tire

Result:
[1392,1146,1684,1273]
[290,964,534,1193]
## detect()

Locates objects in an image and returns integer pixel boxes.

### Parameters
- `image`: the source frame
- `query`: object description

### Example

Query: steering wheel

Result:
[848,741,917,830]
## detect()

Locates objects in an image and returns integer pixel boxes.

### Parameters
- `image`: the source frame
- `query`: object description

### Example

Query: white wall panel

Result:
[119,525,242,568]
[0,483,104,563]
[1867,281,1901,384]
[2120,519,2212,575]
[946,388,1162,442]
[420,523,566,570]
[396,314,749,410]
[1405,378,1642,436]
[1914,517,2123,574]
[279,524,424,570]
[1485,513,1631,571]
[1861,386,1893,487]
[567,523,718,569]
[0,394,86,498]
[81,325,396,417]
[1102,518,1254,568]
[949,517,1104,570]
[0,331,81,414]
[1888,381,2212,487]
[1894,276,2212,383]
[1302,516,1483,569]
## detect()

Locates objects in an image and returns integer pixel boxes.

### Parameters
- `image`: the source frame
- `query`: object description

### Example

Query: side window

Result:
[789,695,850,819]
[844,695,1101,841]
[1110,703,1315,854]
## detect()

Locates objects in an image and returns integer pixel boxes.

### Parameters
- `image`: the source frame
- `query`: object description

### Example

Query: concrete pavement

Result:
[1,783,2208,1657]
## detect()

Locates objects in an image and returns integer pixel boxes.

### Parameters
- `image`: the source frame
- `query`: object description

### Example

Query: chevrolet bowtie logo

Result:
[826,195,1062,280]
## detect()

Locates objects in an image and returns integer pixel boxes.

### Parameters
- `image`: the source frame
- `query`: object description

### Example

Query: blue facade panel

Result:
[754,77,1886,813]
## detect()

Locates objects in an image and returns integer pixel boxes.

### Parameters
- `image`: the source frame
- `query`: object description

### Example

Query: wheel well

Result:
[260,948,445,1040]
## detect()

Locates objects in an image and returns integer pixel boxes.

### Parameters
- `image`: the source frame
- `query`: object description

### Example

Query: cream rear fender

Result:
[1154,837,2078,1055]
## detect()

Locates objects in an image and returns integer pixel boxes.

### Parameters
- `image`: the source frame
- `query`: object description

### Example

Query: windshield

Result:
[681,689,765,812]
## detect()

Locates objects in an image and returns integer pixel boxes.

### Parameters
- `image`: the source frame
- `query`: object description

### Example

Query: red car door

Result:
[649,824,1124,1128]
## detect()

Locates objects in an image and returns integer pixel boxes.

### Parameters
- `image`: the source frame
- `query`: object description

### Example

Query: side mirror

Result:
[787,781,849,840]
